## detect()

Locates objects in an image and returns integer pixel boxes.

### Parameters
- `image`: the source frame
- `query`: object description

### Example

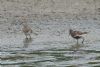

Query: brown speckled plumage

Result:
[22,22,32,39]
[69,29,88,44]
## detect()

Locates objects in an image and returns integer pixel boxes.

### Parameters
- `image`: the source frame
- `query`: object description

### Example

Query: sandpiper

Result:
[69,29,88,44]
[19,16,33,39]
[21,22,33,39]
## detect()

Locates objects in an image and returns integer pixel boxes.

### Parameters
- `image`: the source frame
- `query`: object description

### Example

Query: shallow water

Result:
[0,49,100,67]
[0,20,100,67]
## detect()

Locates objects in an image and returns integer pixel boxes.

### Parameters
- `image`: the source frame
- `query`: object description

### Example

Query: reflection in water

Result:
[1,43,100,67]
[23,38,33,48]
[69,43,85,51]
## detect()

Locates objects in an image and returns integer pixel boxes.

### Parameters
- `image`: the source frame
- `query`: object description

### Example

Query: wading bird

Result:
[69,29,88,44]
[21,22,33,39]
[20,16,33,39]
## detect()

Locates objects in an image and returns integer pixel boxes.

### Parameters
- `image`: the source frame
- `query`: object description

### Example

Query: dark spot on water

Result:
[88,62,100,64]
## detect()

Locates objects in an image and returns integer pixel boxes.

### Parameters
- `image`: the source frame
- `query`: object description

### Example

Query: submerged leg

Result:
[82,37,84,44]
[25,34,28,39]
[25,35,28,39]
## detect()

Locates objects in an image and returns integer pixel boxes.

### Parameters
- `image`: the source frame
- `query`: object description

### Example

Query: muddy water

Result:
[0,20,100,67]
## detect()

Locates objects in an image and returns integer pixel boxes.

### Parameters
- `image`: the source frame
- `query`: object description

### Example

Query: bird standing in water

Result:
[20,16,33,39]
[21,22,32,39]
[69,29,88,44]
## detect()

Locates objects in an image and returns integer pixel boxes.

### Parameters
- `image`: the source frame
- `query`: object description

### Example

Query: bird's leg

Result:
[77,39,78,44]
[29,34,31,39]
[26,35,28,39]
[25,34,28,39]
[81,37,84,44]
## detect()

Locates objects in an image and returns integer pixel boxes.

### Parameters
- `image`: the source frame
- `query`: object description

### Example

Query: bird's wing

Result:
[73,31,83,35]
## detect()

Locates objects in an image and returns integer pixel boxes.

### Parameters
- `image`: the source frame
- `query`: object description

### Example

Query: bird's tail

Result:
[83,32,88,34]
[31,30,38,35]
